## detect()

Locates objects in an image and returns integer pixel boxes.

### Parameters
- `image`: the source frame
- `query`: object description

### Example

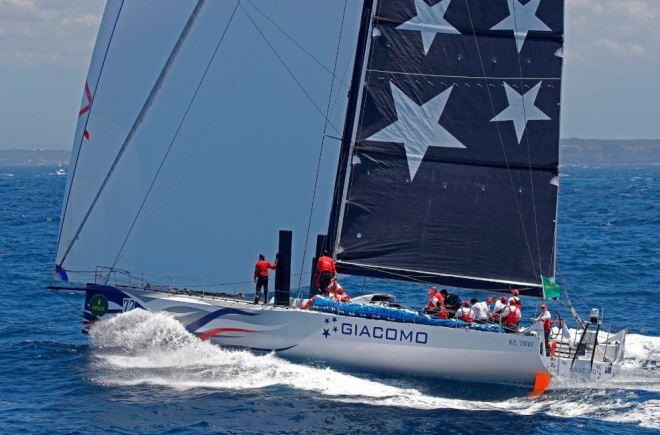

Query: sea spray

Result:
[89,310,660,428]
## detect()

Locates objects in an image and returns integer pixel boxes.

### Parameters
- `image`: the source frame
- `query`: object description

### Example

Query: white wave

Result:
[623,333,659,369]
[89,310,660,429]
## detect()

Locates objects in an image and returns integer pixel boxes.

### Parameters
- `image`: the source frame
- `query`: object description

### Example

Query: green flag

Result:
[542,276,561,300]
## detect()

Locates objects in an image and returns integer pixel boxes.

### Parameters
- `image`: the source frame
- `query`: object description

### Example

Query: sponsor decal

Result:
[509,338,535,348]
[89,294,108,317]
[339,322,428,345]
[122,298,136,312]
[318,317,427,345]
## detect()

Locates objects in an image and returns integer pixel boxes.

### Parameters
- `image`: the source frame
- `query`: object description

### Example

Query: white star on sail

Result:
[366,82,466,181]
[490,82,550,143]
[491,0,552,53]
[396,0,459,55]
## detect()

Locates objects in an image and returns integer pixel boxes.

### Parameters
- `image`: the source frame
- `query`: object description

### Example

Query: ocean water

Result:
[0,165,658,434]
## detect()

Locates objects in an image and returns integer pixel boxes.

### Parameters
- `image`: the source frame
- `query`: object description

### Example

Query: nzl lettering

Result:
[341,323,428,344]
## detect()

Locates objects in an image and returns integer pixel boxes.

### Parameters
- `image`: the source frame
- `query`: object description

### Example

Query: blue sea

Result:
[0,165,658,434]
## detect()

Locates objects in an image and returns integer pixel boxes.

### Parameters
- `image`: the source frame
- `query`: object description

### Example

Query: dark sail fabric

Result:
[330,0,564,296]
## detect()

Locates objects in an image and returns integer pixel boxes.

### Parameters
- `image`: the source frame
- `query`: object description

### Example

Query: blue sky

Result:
[0,0,659,150]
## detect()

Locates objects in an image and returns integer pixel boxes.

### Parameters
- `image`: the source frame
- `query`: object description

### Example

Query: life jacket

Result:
[549,340,557,356]
[543,317,552,332]
[435,306,448,319]
[426,292,444,310]
[457,307,474,322]
[504,305,521,325]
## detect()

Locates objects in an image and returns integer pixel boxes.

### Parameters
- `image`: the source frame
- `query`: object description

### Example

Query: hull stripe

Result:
[198,327,258,341]
[185,307,259,334]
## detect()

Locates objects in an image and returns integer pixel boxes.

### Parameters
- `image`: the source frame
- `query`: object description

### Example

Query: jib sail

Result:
[328,0,564,297]
[54,0,357,290]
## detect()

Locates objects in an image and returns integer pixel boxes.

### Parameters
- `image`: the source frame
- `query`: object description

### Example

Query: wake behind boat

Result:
[50,0,626,394]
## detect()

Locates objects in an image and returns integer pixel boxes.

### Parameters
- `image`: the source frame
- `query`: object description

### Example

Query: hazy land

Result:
[1,139,659,167]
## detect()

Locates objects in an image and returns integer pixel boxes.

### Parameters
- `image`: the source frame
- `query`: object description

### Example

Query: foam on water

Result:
[90,310,660,429]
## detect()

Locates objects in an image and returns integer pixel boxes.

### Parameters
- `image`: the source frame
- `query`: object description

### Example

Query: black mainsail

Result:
[328,0,564,297]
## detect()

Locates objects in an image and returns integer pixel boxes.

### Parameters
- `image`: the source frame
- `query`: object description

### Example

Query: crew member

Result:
[425,287,443,311]
[500,297,521,333]
[511,289,522,308]
[440,289,461,318]
[534,303,552,346]
[471,298,490,322]
[492,296,507,320]
[328,277,350,302]
[424,287,448,319]
[456,300,475,323]
[316,250,336,295]
[253,254,276,304]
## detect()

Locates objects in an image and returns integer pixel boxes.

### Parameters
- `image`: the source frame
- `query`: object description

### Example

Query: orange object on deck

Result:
[529,371,552,396]
[549,340,557,356]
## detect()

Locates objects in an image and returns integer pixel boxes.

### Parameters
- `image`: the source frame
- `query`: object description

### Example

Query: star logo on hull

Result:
[365,82,466,181]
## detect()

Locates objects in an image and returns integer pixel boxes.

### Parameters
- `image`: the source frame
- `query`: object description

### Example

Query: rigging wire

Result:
[56,0,126,260]
[510,0,545,276]
[239,3,341,135]
[296,0,349,299]
[462,0,539,279]
[245,0,349,89]
[110,1,242,268]
[49,288,83,315]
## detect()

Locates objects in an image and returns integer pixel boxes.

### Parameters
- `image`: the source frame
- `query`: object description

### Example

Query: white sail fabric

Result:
[56,0,360,291]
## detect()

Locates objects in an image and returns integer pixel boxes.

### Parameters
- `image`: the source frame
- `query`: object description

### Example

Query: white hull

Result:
[82,284,624,389]
[84,285,625,388]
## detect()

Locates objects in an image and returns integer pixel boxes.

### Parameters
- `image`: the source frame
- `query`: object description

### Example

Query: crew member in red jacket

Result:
[253,254,276,304]
[316,250,336,296]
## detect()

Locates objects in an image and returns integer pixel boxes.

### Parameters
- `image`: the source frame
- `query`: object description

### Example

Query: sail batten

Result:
[328,0,564,297]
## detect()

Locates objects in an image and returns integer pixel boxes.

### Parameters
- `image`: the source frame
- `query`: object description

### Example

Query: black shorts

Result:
[318,271,333,293]
[256,276,268,293]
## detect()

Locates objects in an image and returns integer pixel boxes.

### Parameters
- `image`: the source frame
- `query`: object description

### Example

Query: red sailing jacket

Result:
[317,256,336,274]
[254,260,276,279]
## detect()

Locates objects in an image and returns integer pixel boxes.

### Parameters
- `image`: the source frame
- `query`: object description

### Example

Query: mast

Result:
[326,0,376,256]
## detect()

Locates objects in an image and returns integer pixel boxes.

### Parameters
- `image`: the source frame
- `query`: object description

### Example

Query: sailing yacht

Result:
[51,0,626,392]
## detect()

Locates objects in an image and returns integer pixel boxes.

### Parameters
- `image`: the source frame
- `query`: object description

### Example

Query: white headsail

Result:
[55,0,359,290]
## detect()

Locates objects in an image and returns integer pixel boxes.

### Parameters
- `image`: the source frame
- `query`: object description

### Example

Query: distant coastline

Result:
[560,138,660,166]
[1,139,659,166]
[0,149,70,167]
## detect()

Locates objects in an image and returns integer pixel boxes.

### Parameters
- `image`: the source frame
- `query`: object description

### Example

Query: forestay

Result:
[55,0,360,290]
[328,0,564,297]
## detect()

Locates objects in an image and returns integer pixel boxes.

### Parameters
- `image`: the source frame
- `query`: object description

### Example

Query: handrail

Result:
[571,322,589,368]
